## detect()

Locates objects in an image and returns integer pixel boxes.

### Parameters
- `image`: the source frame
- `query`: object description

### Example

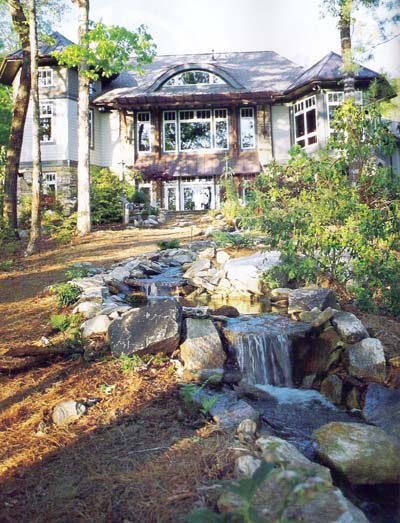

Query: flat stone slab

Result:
[288,288,337,314]
[363,384,400,438]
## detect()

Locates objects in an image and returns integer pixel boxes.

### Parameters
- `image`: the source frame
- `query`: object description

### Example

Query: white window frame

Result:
[43,172,57,194]
[38,68,53,87]
[163,108,229,153]
[39,102,54,143]
[136,111,152,153]
[89,108,94,149]
[293,95,318,148]
[326,91,363,133]
[240,107,256,150]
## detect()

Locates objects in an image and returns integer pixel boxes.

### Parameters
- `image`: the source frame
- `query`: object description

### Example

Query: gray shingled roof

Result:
[286,51,380,92]
[94,50,304,105]
[7,31,75,59]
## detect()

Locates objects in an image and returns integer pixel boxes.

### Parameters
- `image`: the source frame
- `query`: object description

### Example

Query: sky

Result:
[59,0,400,77]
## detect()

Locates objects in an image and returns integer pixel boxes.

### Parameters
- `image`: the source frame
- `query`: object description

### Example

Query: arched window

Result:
[163,70,226,87]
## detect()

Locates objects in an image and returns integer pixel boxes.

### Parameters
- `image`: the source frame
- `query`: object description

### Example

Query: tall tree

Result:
[25,0,41,255]
[55,19,156,236]
[2,0,30,234]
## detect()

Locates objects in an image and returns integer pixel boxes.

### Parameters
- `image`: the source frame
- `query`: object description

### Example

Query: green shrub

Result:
[50,283,82,308]
[157,239,181,250]
[65,262,93,279]
[118,353,144,373]
[91,167,134,224]
[50,313,72,332]
[210,231,255,250]
[0,259,13,272]
[131,190,149,205]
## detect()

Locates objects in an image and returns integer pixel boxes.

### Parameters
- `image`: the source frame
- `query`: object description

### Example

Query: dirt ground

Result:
[0,222,236,523]
[1,221,399,522]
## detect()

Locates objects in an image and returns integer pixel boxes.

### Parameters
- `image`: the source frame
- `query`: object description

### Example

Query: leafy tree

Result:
[54,15,156,236]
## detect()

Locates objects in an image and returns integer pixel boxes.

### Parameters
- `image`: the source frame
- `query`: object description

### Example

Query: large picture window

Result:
[240,107,256,150]
[137,111,152,152]
[39,103,53,142]
[162,108,229,152]
[294,96,317,148]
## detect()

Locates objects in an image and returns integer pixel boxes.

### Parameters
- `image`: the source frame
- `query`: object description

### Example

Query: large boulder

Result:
[288,288,337,314]
[313,422,400,484]
[108,299,182,355]
[331,311,369,343]
[183,258,211,279]
[363,384,400,438]
[218,440,369,523]
[221,251,282,296]
[180,318,226,371]
[343,338,386,382]
[81,315,112,338]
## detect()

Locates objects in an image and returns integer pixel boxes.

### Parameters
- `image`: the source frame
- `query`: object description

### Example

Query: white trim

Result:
[293,95,318,148]
[240,106,256,150]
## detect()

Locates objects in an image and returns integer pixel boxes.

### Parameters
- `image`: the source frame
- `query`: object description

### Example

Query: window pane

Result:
[40,117,52,142]
[181,71,209,84]
[215,120,228,149]
[180,122,211,150]
[308,135,317,145]
[306,109,316,134]
[241,119,255,149]
[183,188,195,210]
[138,123,151,151]
[167,188,177,210]
[295,114,305,138]
[164,122,176,151]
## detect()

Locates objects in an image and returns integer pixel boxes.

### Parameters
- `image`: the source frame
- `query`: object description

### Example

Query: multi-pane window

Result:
[43,172,56,194]
[294,95,317,148]
[137,112,152,152]
[38,69,53,87]
[326,91,363,133]
[240,107,256,150]
[164,71,225,87]
[162,109,229,152]
[89,108,94,149]
[39,103,53,142]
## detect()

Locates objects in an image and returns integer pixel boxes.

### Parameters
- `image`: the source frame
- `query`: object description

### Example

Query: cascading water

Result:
[235,331,293,386]
[222,315,309,387]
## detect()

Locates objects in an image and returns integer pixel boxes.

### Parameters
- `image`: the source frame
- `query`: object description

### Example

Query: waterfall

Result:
[235,331,293,386]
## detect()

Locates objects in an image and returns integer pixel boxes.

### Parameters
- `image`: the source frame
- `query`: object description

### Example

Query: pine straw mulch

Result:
[0,358,236,523]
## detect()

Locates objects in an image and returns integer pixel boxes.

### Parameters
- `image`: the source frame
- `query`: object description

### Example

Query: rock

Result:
[256,435,331,480]
[182,368,224,384]
[103,266,130,283]
[52,400,86,426]
[210,305,240,317]
[198,247,216,259]
[345,387,361,410]
[298,309,321,323]
[331,311,369,343]
[216,250,231,265]
[288,288,337,314]
[236,419,258,443]
[363,384,400,438]
[320,375,343,405]
[235,454,261,476]
[222,251,282,295]
[108,299,182,355]
[343,338,386,382]
[270,287,291,299]
[311,307,336,328]
[313,422,400,484]
[80,286,110,302]
[169,254,194,265]
[183,258,211,279]
[72,301,102,319]
[81,315,112,337]
[180,318,226,371]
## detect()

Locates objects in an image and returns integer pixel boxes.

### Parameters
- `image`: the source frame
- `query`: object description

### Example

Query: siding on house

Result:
[271,104,292,161]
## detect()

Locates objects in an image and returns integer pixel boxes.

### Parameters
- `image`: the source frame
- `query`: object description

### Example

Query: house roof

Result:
[286,51,381,92]
[93,50,304,106]
[0,31,74,85]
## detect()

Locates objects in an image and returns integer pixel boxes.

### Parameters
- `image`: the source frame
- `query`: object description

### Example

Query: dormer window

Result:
[38,69,53,87]
[164,70,225,87]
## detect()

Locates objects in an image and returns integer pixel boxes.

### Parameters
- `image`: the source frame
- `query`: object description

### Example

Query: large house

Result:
[1,32,398,213]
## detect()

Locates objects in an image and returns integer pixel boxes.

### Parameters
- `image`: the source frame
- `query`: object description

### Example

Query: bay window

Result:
[294,95,317,148]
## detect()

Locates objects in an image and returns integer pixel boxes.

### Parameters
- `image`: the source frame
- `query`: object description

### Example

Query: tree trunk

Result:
[26,0,42,256]
[2,0,31,235]
[75,0,91,236]
[339,0,356,98]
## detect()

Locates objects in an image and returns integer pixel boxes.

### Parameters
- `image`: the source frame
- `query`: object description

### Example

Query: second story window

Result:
[39,103,53,142]
[137,112,152,152]
[180,109,212,150]
[38,69,53,87]
[327,91,363,133]
[163,111,177,151]
[240,107,256,150]
[294,95,317,148]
